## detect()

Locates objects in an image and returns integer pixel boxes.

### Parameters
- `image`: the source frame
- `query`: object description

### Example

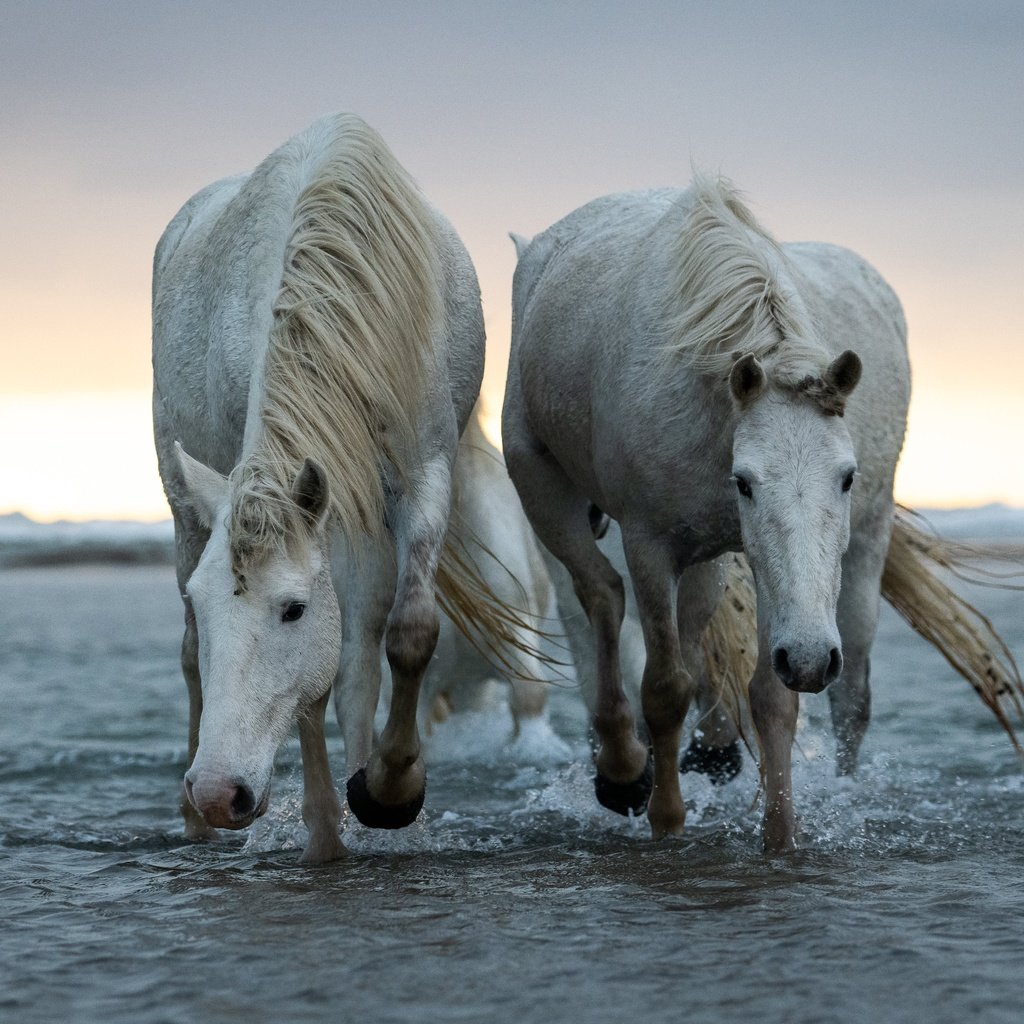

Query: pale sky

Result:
[2,1,1022,519]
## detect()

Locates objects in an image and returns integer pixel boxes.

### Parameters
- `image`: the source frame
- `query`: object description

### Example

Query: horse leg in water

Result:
[830,504,893,774]
[622,536,722,837]
[507,649,549,736]
[297,689,345,864]
[750,636,799,853]
[346,453,453,827]
[171,511,218,841]
[504,444,651,814]
[678,564,743,784]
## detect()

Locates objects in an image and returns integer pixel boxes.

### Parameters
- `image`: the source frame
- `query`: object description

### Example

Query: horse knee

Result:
[386,593,440,679]
[576,570,625,633]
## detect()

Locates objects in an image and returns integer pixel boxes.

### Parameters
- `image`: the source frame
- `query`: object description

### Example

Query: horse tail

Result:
[881,506,1024,752]
[700,553,758,749]
[435,526,562,680]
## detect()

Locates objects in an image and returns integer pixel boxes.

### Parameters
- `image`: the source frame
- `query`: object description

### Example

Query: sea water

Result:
[1,560,1023,1024]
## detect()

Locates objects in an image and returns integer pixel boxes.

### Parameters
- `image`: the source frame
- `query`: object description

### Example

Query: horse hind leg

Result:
[679,671,743,785]
[505,443,650,816]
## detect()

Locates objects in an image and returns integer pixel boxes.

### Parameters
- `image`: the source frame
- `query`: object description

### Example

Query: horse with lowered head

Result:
[153,113,500,863]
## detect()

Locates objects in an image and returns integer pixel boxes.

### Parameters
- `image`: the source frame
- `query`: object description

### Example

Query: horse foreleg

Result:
[750,647,799,853]
[297,689,345,865]
[332,539,394,779]
[831,518,889,774]
[179,606,217,840]
[624,538,707,838]
[346,456,450,829]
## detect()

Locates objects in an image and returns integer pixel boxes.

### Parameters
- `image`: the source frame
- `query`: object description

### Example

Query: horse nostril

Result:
[230,783,256,820]
[772,646,792,684]
[827,646,843,682]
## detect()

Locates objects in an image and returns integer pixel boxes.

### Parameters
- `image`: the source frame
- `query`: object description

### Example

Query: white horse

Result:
[504,177,910,852]
[419,409,559,745]
[153,114,494,864]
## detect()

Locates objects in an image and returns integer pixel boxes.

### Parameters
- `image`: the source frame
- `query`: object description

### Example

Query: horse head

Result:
[728,350,861,693]
[175,445,341,829]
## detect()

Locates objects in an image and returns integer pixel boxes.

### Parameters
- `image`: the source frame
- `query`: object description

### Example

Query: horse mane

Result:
[662,172,832,396]
[228,114,443,583]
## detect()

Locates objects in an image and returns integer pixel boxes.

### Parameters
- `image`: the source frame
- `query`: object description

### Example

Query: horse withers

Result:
[504,177,910,852]
[152,114,490,863]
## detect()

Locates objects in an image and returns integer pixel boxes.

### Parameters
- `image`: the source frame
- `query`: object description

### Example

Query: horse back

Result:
[786,242,911,507]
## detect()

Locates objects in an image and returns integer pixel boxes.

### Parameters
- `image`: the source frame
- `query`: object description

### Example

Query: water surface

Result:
[2,564,1022,1023]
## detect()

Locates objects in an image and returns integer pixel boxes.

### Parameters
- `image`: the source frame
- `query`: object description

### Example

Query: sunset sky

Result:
[2,1,1022,521]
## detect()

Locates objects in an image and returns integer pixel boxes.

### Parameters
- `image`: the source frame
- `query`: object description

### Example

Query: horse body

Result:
[505,178,909,849]
[153,114,484,863]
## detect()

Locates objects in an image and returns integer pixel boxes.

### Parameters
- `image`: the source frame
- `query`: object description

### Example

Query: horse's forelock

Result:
[792,374,849,417]
[228,465,312,591]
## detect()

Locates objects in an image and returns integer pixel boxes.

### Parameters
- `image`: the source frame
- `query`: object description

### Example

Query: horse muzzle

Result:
[771,643,843,694]
[184,771,271,830]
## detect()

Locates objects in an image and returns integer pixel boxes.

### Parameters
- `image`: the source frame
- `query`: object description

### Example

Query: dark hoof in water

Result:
[594,752,654,816]
[679,738,742,785]
[346,768,425,829]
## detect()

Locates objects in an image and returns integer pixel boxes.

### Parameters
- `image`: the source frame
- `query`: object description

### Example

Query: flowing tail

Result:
[881,506,1024,751]
[701,553,758,745]
[435,526,562,681]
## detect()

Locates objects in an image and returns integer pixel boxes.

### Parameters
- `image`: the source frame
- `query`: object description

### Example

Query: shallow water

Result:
[2,564,1023,1024]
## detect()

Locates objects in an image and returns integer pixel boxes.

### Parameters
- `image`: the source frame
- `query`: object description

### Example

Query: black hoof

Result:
[346,768,425,830]
[679,738,742,785]
[594,751,654,816]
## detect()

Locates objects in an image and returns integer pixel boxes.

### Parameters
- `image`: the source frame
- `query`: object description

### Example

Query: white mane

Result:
[663,173,829,389]
[228,115,443,581]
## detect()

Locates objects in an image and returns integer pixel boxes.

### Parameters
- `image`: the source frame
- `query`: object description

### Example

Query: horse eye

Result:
[281,602,306,623]
[734,476,753,500]
[842,471,855,493]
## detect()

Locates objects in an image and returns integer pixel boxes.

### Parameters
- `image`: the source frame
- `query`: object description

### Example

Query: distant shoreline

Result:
[0,513,174,569]
[2,506,1023,570]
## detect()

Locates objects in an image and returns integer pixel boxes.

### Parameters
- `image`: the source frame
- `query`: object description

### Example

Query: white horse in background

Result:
[420,409,561,748]
[504,177,910,852]
[153,114,497,864]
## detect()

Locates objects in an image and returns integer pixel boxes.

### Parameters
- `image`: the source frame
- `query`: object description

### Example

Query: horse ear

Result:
[508,232,532,260]
[826,350,862,397]
[175,443,228,528]
[292,459,330,528]
[729,353,766,408]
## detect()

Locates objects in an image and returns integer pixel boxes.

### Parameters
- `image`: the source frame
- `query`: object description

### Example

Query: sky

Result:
[2,1,1022,520]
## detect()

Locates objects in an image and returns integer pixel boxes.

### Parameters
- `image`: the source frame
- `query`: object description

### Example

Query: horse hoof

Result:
[679,738,742,785]
[594,752,654,816]
[346,768,425,829]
